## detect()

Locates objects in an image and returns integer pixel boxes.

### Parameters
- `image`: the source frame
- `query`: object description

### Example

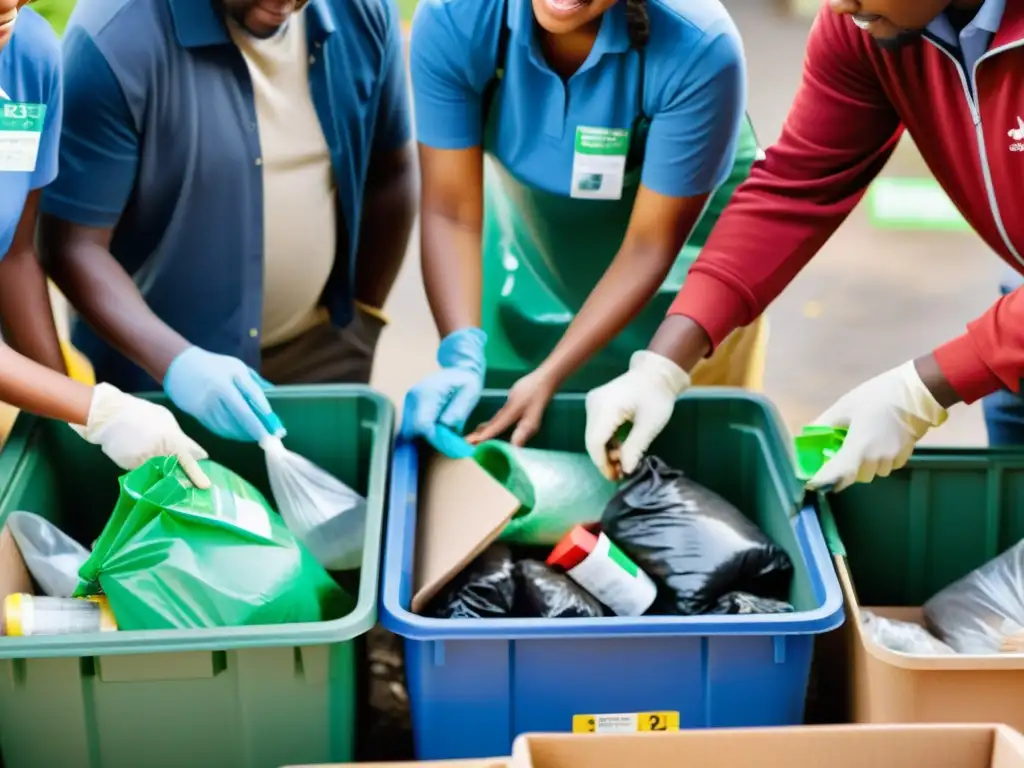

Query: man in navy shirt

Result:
[38,0,415,443]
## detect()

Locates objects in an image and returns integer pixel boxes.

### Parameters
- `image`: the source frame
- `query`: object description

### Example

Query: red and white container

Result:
[546,526,657,617]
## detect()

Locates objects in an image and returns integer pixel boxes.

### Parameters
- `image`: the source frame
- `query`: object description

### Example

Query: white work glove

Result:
[585,350,692,480]
[807,361,948,493]
[70,383,211,489]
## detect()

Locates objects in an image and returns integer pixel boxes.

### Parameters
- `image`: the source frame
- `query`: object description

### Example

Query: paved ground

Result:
[372,0,1000,448]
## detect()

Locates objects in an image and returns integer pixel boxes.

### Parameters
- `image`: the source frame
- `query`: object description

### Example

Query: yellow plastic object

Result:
[61,342,95,386]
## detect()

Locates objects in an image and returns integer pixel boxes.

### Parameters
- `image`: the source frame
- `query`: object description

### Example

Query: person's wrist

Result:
[908,357,953,426]
[534,358,568,390]
[647,315,711,372]
[438,327,487,373]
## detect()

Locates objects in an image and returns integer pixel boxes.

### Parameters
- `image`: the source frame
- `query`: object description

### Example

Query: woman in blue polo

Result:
[0,1,210,486]
[402,0,764,450]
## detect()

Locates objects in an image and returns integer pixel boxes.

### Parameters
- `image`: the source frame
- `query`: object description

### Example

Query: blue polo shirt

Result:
[0,8,61,258]
[41,0,410,392]
[410,0,745,198]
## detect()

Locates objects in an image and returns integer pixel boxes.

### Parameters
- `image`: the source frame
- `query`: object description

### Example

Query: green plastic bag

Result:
[472,442,618,545]
[75,457,352,630]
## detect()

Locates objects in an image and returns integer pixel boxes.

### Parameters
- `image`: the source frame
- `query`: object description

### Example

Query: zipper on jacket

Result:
[924,36,1024,269]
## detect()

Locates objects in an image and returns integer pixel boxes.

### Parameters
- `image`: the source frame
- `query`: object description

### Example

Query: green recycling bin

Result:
[481,116,761,390]
[0,385,391,768]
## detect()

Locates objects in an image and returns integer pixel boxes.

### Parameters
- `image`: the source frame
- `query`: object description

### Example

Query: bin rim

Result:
[0,384,392,658]
[380,390,845,641]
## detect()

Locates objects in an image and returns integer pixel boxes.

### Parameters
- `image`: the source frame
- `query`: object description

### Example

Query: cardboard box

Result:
[510,725,1024,768]
[837,557,1024,731]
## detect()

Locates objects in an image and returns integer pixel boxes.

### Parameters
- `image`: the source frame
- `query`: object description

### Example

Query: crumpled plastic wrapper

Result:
[924,539,1024,654]
[861,610,956,655]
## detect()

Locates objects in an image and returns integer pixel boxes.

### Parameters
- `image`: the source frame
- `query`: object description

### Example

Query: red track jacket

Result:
[668,3,1024,403]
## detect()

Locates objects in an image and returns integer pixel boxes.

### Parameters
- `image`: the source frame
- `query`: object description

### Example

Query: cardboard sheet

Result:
[510,725,1024,768]
[411,453,521,614]
[0,524,33,634]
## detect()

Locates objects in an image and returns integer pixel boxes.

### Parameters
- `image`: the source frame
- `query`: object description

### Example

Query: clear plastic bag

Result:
[924,540,1024,654]
[6,511,90,598]
[861,610,956,655]
[262,436,366,572]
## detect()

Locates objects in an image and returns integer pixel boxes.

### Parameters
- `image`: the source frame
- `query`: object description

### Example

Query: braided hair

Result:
[624,0,650,48]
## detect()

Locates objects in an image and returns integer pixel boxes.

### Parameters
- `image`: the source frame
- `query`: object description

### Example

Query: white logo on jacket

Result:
[1010,116,1024,151]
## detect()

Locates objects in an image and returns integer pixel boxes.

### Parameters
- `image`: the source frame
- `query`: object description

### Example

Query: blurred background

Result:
[371,0,1003,447]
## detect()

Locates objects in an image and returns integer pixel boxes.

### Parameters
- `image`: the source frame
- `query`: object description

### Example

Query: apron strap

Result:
[626,46,648,172]
[481,0,512,133]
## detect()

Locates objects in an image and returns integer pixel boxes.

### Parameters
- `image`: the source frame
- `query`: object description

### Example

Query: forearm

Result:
[648,314,712,372]
[0,344,92,424]
[42,227,189,382]
[0,248,67,373]
[542,246,675,384]
[421,210,483,336]
[353,147,418,309]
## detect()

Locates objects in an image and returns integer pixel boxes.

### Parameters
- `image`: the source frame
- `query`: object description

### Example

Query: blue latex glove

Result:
[401,328,486,454]
[164,346,285,443]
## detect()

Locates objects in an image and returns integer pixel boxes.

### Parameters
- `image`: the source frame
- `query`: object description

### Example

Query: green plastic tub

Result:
[821,447,1024,605]
[0,385,392,768]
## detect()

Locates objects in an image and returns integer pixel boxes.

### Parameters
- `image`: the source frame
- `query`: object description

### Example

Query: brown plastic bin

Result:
[838,556,1024,730]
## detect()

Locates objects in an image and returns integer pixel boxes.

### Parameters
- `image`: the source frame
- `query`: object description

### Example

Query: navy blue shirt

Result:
[41,0,411,391]
[0,8,61,257]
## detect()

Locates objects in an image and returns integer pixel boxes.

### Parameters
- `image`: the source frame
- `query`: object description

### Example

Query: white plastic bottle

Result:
[3,594,118,636]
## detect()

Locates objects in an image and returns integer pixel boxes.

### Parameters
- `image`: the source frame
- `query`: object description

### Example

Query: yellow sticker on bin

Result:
[572,711,679,733]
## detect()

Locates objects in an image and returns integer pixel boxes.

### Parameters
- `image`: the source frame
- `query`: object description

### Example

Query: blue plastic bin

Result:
[381,391,844,760]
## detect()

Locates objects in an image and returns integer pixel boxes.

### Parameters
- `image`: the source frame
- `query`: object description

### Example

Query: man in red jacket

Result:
[584,0,1024,491]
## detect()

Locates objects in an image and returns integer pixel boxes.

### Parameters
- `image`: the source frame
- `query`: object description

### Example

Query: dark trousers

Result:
[260,310,384,385]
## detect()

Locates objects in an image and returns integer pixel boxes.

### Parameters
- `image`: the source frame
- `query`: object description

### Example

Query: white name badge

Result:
[0,102,45,173]
[570,125,629,201]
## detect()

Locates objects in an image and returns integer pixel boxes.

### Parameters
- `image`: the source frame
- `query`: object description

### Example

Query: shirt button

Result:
[249,328,259,338]
[255,157,263,166]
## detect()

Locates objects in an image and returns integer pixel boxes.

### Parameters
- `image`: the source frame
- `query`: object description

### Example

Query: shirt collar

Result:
[925,0,1004,47]
[170,0,335,49]
[509,0,631,58]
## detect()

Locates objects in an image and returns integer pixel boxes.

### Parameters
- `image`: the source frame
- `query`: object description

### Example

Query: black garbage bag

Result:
[514,560,606,618]
[601,456,793,615]
[429,543,517,619]
[711,592,794,615]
